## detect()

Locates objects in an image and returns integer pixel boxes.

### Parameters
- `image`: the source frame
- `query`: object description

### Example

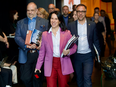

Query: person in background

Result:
[68,4,100,87]
[15,2,48,87]
[0,28,9,61]
[62,5,73,27]
[0,67,12,87]
[7,10,19,78]
[94,12,105,59]
[48,4,55,14]
[37,7,49,19]
[9,10,19,36]
[101,0,116,32]
[100,10,112,55]
[35,11,77,87]
[0,27,18,85]
[0,29,12,87]
[0,71,5,87]
[7,10,19,60]
[73,10,78,21]
[91,7,106,34]
[69,4,77,19]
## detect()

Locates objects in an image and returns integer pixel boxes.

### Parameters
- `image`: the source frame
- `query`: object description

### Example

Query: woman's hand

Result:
[4,63,11,67]
[63,49,70,56]
[35,68,41,73]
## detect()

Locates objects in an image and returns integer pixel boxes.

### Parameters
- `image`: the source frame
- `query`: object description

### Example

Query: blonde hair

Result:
[38,7,49,19]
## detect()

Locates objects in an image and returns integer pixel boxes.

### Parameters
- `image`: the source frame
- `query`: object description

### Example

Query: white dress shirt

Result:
[48,27,60,57]
[77,20,91,54]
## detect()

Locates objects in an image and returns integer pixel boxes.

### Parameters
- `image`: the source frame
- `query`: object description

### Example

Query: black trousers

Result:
[0,74,5,87]
[20,52,43,87]
[0,68,12,86]
[106,35,111,55]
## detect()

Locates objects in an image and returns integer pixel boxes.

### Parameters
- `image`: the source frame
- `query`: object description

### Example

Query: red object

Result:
[35,74,39,78]
[25,30,32,46]
[46,57,70,87]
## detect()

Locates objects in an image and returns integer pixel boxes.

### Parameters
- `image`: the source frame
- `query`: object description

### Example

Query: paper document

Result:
[61,35,78,58]
[93,44,100,63]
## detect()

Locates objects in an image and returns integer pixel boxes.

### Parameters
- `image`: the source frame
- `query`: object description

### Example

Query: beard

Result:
[78,15,85,21]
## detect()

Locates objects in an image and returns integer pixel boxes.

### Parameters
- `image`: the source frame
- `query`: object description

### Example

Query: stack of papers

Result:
[31,29,42,46]
[61,35,79,58]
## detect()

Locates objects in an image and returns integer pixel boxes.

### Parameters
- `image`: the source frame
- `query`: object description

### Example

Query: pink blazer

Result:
[36,29,77,77]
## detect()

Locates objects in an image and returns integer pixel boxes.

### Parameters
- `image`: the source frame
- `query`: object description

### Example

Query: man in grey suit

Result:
[15,2,48,87]
[68,4,100,87]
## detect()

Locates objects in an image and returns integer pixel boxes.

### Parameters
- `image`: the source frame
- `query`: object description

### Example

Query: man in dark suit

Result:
[62,5,73,27]
[15,2,48,87]
[100,10,111,55]
[68,4,100,87]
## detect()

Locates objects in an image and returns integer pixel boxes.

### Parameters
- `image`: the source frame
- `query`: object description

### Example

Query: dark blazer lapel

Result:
[47,32,53,51]
[35,17,41,29]
[60,30,65,54]
[24,18,28,39]
[87,20,91,40]
[75,20,78,45]
[75,20,78,35]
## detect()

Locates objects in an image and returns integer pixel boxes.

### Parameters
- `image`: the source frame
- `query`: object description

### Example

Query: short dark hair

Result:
[100,10,105,13]
[76,4,87,10]
[48,11,67,31]
[94,7,99,10]
[73,4,77,11]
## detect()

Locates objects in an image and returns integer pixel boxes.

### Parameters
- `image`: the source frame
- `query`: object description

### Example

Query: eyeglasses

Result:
[76,11,86,13]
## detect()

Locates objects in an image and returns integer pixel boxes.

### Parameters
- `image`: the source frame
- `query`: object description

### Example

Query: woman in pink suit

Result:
[35,11,77,87]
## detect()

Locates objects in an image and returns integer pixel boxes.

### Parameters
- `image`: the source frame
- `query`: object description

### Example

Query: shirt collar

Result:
[28,16,37,20]
[63,15,68,18]
[78,18,87,25]
[48,27,60,33]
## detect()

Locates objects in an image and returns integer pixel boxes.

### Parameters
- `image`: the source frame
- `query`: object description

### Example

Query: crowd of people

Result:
[0,2,112,87]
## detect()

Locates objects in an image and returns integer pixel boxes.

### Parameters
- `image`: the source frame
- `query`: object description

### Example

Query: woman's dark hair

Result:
[48,11,67,31]
[9,10,18,23]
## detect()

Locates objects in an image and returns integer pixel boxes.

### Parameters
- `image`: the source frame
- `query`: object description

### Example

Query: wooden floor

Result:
[13,41,116,87]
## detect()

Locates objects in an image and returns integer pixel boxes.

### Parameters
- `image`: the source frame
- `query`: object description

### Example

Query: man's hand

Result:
[26,44,36,49]
[36,40,41,50]
[95,56,100,62]
[63,49,70,56]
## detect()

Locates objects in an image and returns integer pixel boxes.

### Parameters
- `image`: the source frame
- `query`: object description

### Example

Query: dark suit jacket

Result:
[62,15,73,27]
[104,16,111,36]
[14,17,48,63]
[0,74,5,87]
[102,0,116,19]
[67,20,101,58]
